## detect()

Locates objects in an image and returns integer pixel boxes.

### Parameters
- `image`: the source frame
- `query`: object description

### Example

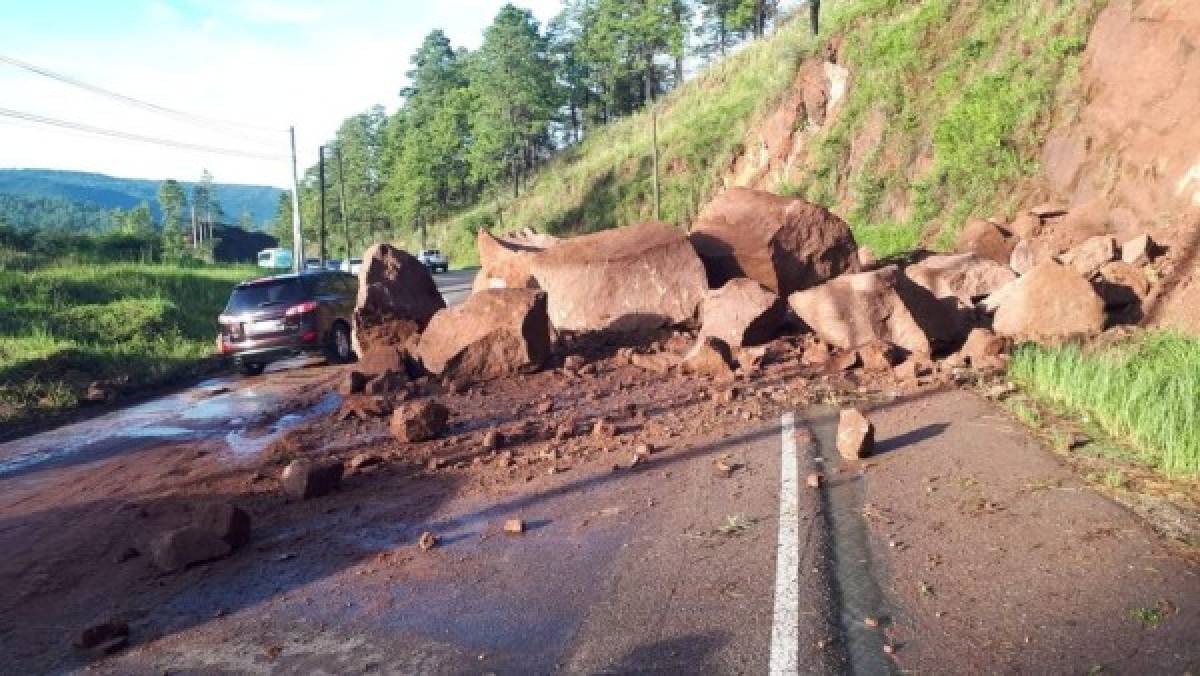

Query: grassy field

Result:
[0,259,258,431]
[427,0,1104,265]
[1008,332,1200,477]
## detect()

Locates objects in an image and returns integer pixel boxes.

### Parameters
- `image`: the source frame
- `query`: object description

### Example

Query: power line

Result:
[0,52,285,142]
[0,107,288,161]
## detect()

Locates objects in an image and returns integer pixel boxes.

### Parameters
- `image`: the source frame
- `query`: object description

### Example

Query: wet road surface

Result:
[0,269,478,481]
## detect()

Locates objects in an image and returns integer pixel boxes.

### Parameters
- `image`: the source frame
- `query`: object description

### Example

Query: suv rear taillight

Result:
[285,301,319,317]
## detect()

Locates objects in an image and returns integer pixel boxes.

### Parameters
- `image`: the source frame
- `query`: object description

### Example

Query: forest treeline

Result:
[276,0,793,256]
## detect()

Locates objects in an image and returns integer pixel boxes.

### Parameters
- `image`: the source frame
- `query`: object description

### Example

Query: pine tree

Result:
[467,4,558,197]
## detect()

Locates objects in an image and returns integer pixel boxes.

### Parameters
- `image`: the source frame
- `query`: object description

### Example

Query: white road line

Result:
[769,412,801,674]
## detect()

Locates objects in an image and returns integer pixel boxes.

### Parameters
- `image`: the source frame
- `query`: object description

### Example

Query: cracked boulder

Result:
[352,243,445,355]
[699,278,786,348]
[417,289,552,382]
[474,228,560,292]
[529,221,707,333]
[788,265,963,355]
[689,188,860,295]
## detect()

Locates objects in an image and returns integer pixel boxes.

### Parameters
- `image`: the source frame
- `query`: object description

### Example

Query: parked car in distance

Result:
[303,257,323,270]
[216,270,358,376]
[418,248,449,273]
[324,259,343,271]
[257,248,293,270]
[340,257,363,275]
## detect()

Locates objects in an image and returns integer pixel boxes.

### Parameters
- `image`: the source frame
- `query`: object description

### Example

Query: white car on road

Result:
[418,248,449,273]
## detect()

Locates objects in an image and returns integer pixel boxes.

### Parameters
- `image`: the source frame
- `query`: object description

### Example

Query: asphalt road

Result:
[434,267,477,306]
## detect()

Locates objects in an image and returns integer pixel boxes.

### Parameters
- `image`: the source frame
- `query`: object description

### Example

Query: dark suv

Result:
[217,270,358,375]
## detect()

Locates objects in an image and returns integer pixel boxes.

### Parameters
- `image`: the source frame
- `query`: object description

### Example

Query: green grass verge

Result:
[1008,332,1200,477]
[0,260,259,429]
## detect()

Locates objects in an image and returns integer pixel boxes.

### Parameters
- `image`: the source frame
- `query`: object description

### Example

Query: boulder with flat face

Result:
[474,228,561,292]
[905,253,1016,303]
[1121,233,1158,266]
[992,261,1106,343]
[352,243,445,355]
[689,188,860,295]
[529,221,707,333]
[788,265,963,355]
[699,278,786,348]
[417,289,552,382]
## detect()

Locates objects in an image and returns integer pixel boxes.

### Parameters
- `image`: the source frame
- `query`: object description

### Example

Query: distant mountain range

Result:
[0,169,283,231]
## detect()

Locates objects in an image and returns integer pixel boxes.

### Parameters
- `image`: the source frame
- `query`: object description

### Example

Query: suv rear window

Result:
[226,278,308,312]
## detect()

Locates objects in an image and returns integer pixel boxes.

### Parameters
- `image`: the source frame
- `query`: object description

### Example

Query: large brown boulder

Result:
[529,221,707,332]
[352,243,445,355]
[788,266,963,355]
[905,253,1016,303]
[474,228,561,292]
[992,262,1106,343]
[689,188,860,295]
[699,278,786,348]
[417,289,551,382]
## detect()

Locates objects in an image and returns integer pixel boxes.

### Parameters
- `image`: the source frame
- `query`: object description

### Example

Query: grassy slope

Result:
[0,259,257,428]
[1009,333,1200,477]
[804,0,1104,255]
[429,0,1104,264]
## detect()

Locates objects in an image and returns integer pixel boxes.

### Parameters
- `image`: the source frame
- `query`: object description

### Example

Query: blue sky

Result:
[0,0,561,187]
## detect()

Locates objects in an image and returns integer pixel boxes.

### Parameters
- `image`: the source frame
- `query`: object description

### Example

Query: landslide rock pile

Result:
[341,186,1173,440]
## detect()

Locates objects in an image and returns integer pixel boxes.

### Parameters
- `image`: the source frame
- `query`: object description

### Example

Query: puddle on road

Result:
[0,377,341,478]
[223,392,341,457]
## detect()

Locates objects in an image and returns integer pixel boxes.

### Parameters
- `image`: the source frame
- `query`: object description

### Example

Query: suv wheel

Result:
[239,362,266,376]
[327,322,354,363]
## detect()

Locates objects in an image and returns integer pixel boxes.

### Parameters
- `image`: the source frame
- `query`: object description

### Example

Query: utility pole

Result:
[335,146,352,259]
[318,145,327,265]
[288,126,305,272]
[651,107,661,221]
[190,203,197,248]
